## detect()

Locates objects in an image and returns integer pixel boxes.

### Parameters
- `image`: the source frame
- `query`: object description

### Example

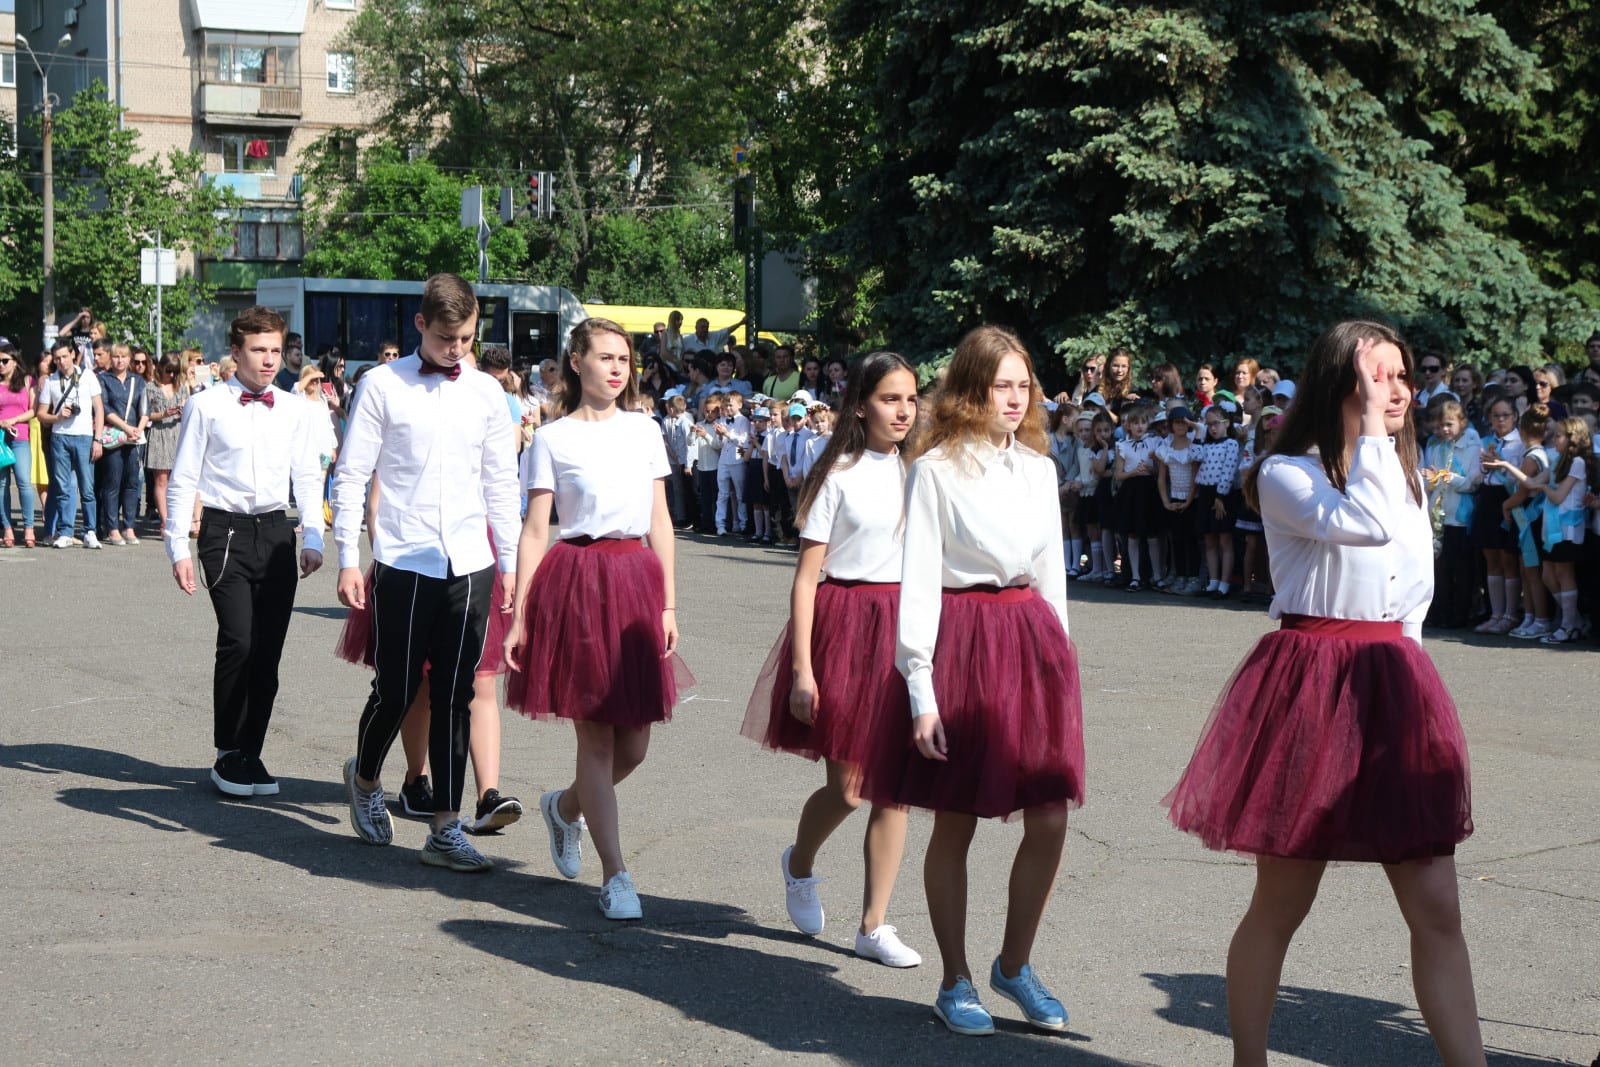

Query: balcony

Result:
[204,173,303,202]
[200,81,302,124]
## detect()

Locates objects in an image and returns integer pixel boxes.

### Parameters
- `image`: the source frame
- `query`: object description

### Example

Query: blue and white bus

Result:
[256,278,588,372]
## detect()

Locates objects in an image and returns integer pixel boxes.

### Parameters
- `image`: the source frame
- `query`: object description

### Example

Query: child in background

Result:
[1237,410,1281,601]
[1049,405,1084,575]
[714,392,751,537]
[1421,398,1482,629]
[1089,413,1118,581]
[663,394,695,529]
[801,408,835,480]
[1533,417,1595,643]
[1155,406,1202,594]
[1471,396,1526,634]
[690,395,724,534]
[1114,406,1162,591]
[1073,413,1107,580]
[1194,402,1242,599]
[1487,405,1554,639]
[746,407,774,543]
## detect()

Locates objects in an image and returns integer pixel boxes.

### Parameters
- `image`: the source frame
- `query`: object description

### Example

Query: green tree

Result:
[300,140,527,280]
[829,0,1594,376]
[0,85,237,353]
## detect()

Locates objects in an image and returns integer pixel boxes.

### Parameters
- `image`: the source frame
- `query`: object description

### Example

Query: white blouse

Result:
[1154,439,1198,499]
[898,437,1070,718]
[524,410,669,540]
[1260,437,1433,643]
[800,448,905,583]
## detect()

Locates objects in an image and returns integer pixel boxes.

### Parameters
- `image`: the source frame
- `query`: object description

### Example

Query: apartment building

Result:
[12,0,377,348]
[2,3,17,151]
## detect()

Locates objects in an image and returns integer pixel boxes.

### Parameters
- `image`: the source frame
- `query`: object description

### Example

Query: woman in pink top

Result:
[0,343,37,547]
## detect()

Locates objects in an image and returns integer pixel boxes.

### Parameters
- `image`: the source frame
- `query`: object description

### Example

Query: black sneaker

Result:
[466,789,524,835]
[248,755,280,796]
[210,752,254,798]
[397,774,434,818]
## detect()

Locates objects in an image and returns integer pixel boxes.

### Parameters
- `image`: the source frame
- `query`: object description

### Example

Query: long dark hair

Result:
[795,351,920,527]
[1245,320,1423,510]
[0,343,26,392]
[560,317,639,416]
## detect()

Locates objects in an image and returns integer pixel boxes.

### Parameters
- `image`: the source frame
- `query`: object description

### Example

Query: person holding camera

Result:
[35,338,105,549]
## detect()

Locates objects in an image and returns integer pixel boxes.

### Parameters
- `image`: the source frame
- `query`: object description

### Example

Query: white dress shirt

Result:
[898,437,1070,719]
[524,411,669,539]
[800,448,906,583]
[1260,438,1433,643]
[163,378,326,564]
[331,355,520,577]
[716,414,750,469]
[800,432,832,479]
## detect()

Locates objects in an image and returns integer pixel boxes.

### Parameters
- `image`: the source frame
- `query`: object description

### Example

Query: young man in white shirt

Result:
[165,307,327,797]
[35,338,105,548]
[332,273,521,873]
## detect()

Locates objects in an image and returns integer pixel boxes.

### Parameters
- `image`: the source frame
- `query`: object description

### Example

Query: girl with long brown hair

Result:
[741,350,923,968]
[1166,321,1482,1067]
[860,325,1083,1036]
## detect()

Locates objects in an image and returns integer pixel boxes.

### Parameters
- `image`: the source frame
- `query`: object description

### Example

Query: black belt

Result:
[202,507,289,527]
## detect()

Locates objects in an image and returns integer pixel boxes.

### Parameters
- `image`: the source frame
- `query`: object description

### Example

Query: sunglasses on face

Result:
[1421,365,1441,373]
[1536,381,1552,390]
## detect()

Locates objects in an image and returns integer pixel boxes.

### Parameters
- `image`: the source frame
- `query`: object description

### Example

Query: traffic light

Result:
[526,171,555,220]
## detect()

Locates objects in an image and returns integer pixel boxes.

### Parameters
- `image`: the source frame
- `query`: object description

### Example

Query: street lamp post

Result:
[15,32,74,347]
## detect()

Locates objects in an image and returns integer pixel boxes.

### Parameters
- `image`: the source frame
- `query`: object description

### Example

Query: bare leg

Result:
[153,470,169,527]
[1226,856,1326,1067]
[788,759,861,879]
[996,803,1068,977]
[467,672,500,799]
[925,811,979,989]
[860,803,908,934]
[558,722,651,881]
[398,676,430,785]
[1383,858,1486,1067]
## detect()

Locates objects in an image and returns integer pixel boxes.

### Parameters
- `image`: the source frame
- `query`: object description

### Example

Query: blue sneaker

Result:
[932,977,994,1036]
[988,958,1068,1031]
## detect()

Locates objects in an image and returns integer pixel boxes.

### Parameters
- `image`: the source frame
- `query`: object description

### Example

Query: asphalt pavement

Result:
[1,529,1596,1066]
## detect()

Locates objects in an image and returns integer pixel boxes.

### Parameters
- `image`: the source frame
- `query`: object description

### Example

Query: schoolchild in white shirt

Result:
[714,391,751,536]
[1154,406,1201,593]
[1167,321,1482,1067]
[741,352,922,968]
[859,326,1083,1037]
[503,317,690,921]
[1471,396,1527,634]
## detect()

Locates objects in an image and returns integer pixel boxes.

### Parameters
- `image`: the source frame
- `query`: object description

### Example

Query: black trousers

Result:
[1430,526,1476,628]
[694,467,719,533]
[199,508,299,757]
[355,561,493,813]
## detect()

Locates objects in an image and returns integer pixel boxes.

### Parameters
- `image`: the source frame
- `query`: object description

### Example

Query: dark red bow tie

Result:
[239,390,275,408]
[419,360,462,381]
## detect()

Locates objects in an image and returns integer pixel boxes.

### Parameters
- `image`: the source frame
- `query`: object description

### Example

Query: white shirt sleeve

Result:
[644,417,671,480]
[330,374,387,570]
[798,468,839,544]
[1033,468,1070,637]
[291,399,326,548]
[1257,438,1401,547]
[163,400,209,564]
[526,425,556,493]
[481,389,522,574]
[897,459,945,719]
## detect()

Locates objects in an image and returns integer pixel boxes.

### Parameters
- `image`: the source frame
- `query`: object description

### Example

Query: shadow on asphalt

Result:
[8,742,1146,1064]
[292,604,351,620]
[1145,972,1575,1066]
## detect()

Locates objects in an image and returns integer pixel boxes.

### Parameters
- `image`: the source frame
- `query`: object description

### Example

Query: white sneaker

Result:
[421,819,493,872]
[854,924,922,968]
[52,535,74,549]
[539,789,584,879]
[598,871,643,920]
[1510,620,1554,640]
[781,845,825,936]
[83,531,101,550]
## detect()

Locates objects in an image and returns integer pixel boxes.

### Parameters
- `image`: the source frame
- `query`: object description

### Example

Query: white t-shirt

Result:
[800,432,832,479]
[800,449,905,582]
[1154,439,1198,499]
[39,370,102,436]
[524,411,669,540]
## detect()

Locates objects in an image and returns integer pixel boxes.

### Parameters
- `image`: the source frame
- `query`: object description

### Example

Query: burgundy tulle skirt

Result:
[739,580,906,766]
[333,563,510,675]
[1164,615,1473,863]
[859,586,1085,820]
[505,537,693,725]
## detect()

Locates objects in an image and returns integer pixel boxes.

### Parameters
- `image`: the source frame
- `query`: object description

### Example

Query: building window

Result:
[28,0,44,32]
[326,53,356,94]
[217,134,280,174]
[220,208,304,262]
[326,0,356,8]
[0,52,15,89]
[205,35,299,86]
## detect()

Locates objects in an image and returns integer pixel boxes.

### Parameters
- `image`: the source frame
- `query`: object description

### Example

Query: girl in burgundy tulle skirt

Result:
[1165,322,1484,1066]
[334,514,524,835]
[856,327,1084,1037]
[501,318,691,922]
[738,351,923,968]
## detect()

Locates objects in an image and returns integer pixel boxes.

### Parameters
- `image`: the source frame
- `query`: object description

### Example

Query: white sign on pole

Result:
[460,186,484,230]
[140,248,176,287]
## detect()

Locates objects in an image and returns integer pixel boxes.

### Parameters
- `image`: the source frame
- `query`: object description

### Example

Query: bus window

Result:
[513,312,558,369]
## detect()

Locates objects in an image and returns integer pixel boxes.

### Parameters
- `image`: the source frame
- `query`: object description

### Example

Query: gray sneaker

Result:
[421,819,493,872]
[344,756,392,845]
[540,789,584,879]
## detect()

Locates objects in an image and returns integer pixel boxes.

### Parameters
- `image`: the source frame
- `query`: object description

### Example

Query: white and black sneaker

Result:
[421,819,493,872]
[248,755,280,797]
[466,789,523,835]
[540,789,584,879]
[344,756,393,845]
[396,774,434,819]
[210,752,254,798]
[598,871,642,920]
